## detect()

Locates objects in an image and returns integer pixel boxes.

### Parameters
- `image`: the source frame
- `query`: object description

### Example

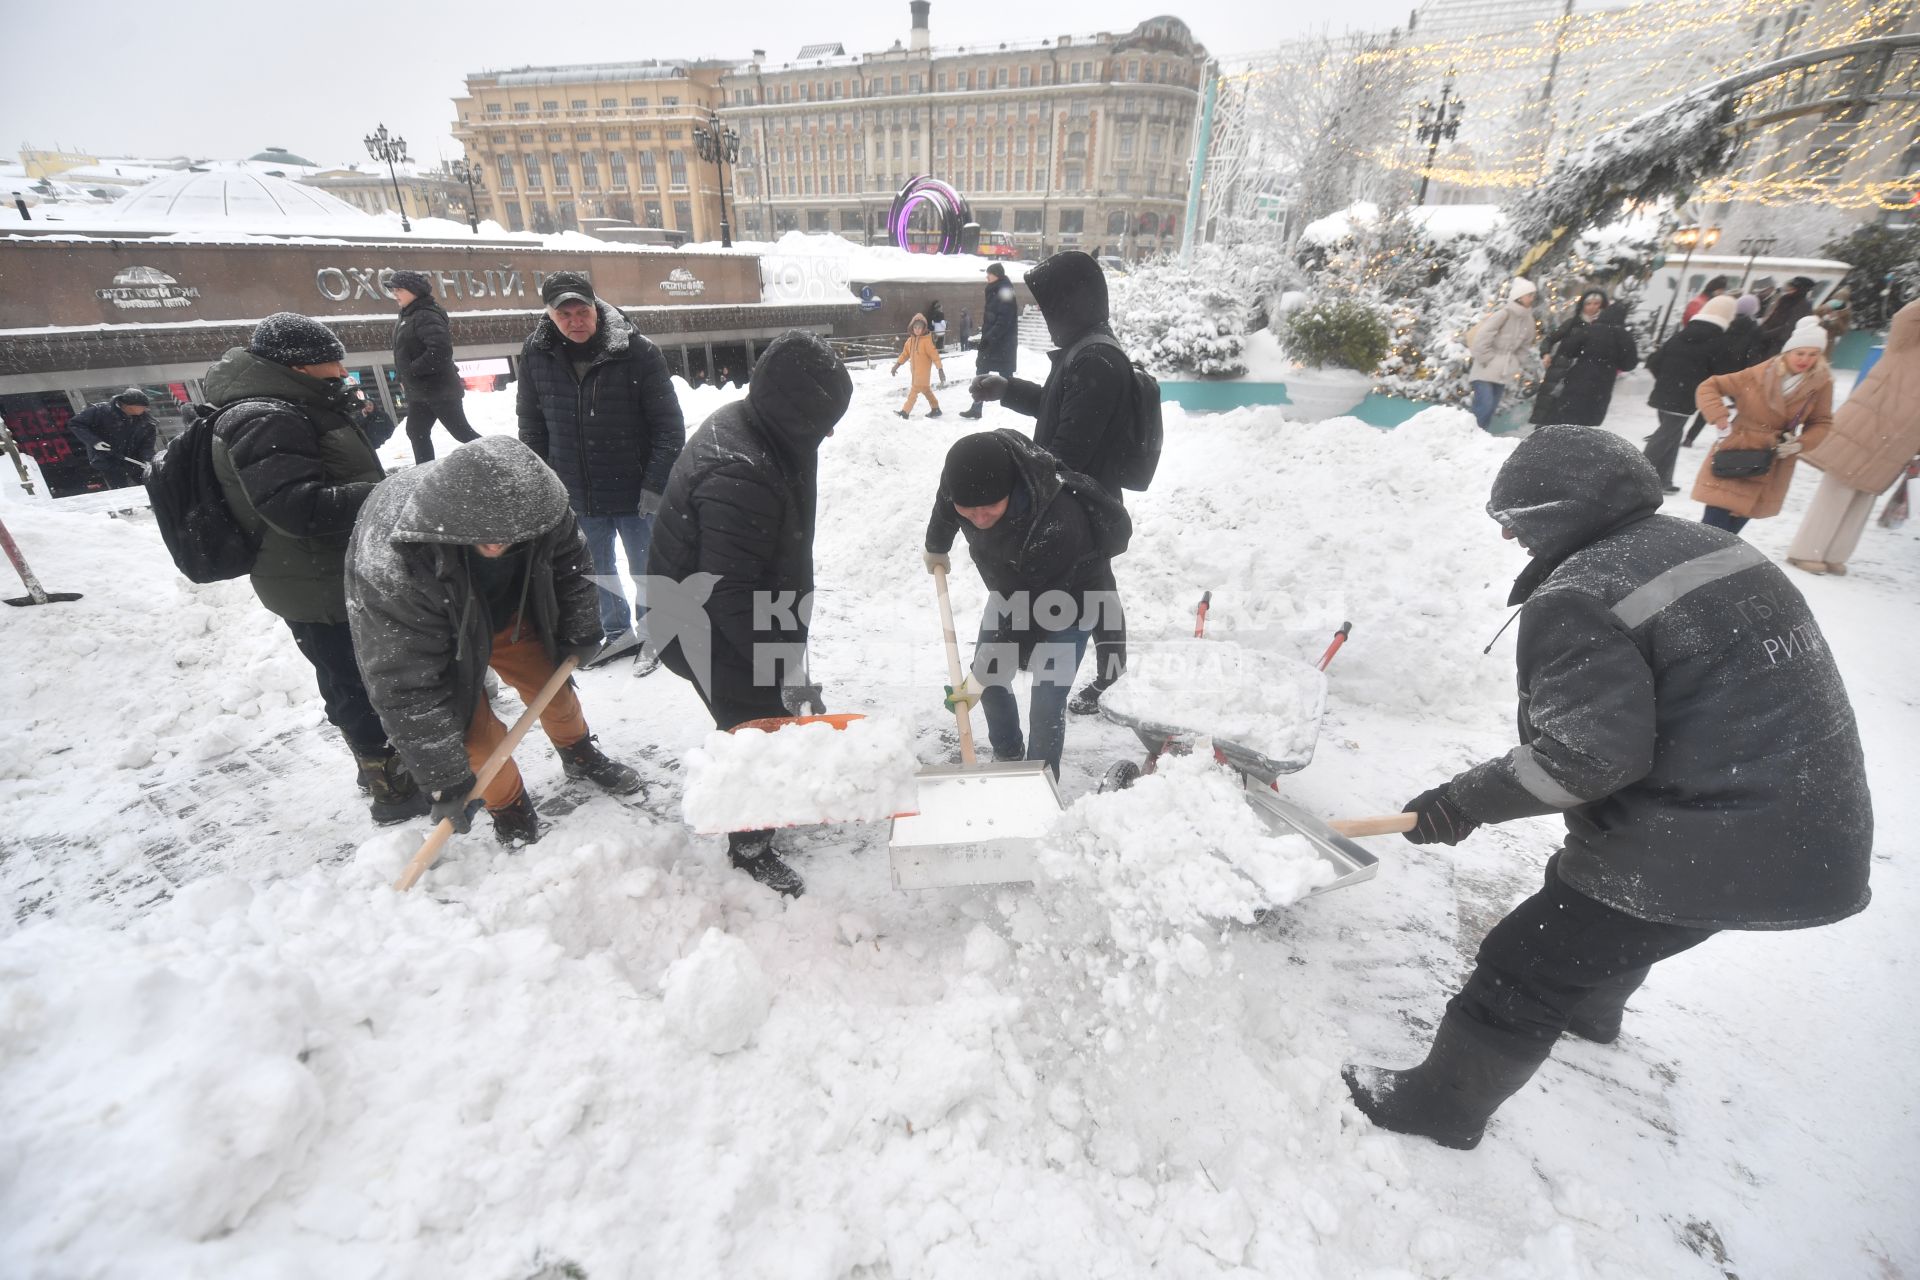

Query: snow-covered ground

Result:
[1,353,1915,1278]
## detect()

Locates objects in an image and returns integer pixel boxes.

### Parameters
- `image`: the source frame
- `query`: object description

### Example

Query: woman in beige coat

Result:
[1691,317,1835,534]
[1786,299,1920,574]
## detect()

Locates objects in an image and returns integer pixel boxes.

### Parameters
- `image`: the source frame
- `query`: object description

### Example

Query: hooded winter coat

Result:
[1543,302,1637,426]
[1718,315,1768,371]
[1691,357,1835,518]
[647,332,853,696]
[1804,300,1920,494]
[1450,426,1871,930]
[391,294,465,403]
[1645,317,1733,414]
[517,300,685,519]
[1758,285,1815,357]
[343,437,601,793]
[894,317,944,387]
[1467,298,1537,384]
[66,401,158,467]
[1001,251,1136,496]
[1538,291,1606,359]
[204,348,386,624]
[976,277,1019,375]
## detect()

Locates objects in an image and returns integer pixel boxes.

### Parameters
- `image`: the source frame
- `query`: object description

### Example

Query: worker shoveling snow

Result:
[680,715,919,833]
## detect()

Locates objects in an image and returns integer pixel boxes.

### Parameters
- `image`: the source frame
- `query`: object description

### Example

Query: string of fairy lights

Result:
[1208,0,1920,214]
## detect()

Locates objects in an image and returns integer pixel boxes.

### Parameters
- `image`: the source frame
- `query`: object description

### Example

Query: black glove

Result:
[562,640,602,667]
[970,374,1007,402]
[430,782,484,834]
[1402,785,1480,846]
[781,683,825,716]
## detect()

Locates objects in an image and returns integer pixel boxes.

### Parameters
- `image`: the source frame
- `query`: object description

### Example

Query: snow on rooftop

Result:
[97,169,368,231]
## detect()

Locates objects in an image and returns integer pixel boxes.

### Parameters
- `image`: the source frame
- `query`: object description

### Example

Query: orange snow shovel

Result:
[394,656,581,892]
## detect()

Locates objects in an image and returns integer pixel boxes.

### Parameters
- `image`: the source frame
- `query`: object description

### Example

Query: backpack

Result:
[1067,332,1163,492]
[144,403,261,583]
[1059,468,1133,558]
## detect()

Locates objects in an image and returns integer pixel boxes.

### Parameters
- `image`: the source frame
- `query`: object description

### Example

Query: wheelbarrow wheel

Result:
[1099,760,1141,793]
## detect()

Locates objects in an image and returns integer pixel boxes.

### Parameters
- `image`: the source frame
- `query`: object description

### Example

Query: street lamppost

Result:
[1656,223,1722,341]
[447,157,485,235]
[693,112,740,248]
[1736,235,1777,290]
[1413,74,1465,207]
[364,123,411,233]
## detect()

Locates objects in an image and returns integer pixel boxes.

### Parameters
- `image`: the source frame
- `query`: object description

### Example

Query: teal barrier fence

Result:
[1157,381,1524,434]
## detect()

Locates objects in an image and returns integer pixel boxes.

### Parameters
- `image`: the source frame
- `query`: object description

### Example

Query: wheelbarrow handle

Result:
[1328,813,1417,837]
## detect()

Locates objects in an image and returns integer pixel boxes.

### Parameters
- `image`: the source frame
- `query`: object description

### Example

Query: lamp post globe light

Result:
[448,156,485,235]
[1413,74,1465,207]
[693,112,741,249]
[364,123,412,234]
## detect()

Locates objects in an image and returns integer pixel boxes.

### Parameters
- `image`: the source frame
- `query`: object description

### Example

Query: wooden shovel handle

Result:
[931,564,977,766]
[393,656,582,892]
[1328,813,1418,838]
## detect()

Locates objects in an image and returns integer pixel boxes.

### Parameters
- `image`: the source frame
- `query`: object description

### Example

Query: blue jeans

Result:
[577,512,654,639]
[973,616,1092,780]
[1701,506,1750,535]
[1470,380,1505,431]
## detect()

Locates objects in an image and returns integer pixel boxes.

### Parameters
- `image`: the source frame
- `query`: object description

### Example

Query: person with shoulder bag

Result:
[1690,318,1835,535]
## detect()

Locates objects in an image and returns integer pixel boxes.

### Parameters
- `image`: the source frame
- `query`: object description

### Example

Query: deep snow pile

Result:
[681,716,919,833]
[1,359,1914,1279]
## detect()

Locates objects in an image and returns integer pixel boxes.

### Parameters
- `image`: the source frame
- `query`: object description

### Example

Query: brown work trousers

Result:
[464,618,588,810]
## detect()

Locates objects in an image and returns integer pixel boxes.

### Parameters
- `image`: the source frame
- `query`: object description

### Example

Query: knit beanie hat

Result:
[248,312,347,368]
[1697,295,1737,329]
[986,262,1007,281]
[1735,293,1761,317]
[1783,317,1828,355]
[111,387,151,407]
[942,432,1016,507]
[1509,277,1537,300]
[386,269,433,297]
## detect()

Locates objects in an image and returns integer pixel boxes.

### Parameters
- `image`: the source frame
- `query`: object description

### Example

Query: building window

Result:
[1108,211,1129,235]
[601,97,618,109]
[1059,209,1084,234]
[644,199,663,227]
[937,72,947,90]
[525,154,543,189]
[1020,66,1032,87]
[551,153,571,189]
[581,153,599,187]
[668,151,687,187]
[492,132,508,143]
[1070,64,1081,83]
[557,200,577,229]
[994,170,1005,192]
[497,155,516,190]
[631,97,649,107]
[531,201,553,232]
[575,130,593,141]
[910,74,922,92]
[808,209,830,231]
[1067,132,1086,158]
[606,127,623,140]
[674,199,693,230]
[1014,208,1041,233]
[892,140,903,159]
[840,209,863,231]
[609,152,627,187]
[505,200,523,231]
[639,152,657,187]
[1114,172,1129,193]
[542,100,559,111]
[1149,131,1164,157]
[513,101,530,113]
[486,103,502,115]
[994,136,1006,156]
[519,132,536,143]
[890,75,901,92]
[662,95,680,107]
[804,176,814,194]
[1013,171,1026,191]
[996,68,1009,87]
[934,138,946,158]
[1065,165,1083,191]
[976,207,1002,231]
[1119,129,1135,158]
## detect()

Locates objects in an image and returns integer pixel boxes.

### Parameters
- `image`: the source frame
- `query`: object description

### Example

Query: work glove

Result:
[892,365,901,378]
[133,459,153,480]
[781,683,825,717]
[938,376,948,389]
[93,441,114,453]
[430,782,484,834]
[943,675,983,714]
[1401,785,1480,846]
[638,489,662,517]
[1775,440,1803,458]
[923,550,950,575]
[970,374,1007,402]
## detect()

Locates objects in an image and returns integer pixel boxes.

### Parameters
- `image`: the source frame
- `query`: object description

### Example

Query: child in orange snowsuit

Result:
[893,314,946,418]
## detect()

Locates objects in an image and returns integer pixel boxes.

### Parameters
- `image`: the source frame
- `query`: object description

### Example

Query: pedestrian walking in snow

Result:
[1530,289,1606,426]
[1539,300,1637,427]
[649,332,854,898]
[1466,278,1538,430]
[345,435,641,849]
[893,314,947,418]
[928,300,949,351]
[66,388,157,489]
[1681,275,1730,325]
[1758,276,1818,358]
[201,313,428,825]
[1691,317,1835,534]
[923,430,1127,781]
[1344,425,1872,1152]
[958,308,972,352]
[959,262,1018,419]
[966,250,1138,715]
[1787,300,1920,575]
[516,271,685,673]
[1642,295,1736,491]
[1685,294,1768,448]
[385,271,480,465]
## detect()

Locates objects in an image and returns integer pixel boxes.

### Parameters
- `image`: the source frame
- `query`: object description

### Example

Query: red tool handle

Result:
[1317,621,1353,672]
[1194,590,1212,638]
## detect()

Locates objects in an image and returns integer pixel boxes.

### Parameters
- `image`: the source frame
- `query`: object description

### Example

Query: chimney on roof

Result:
[910,0,930,52]
[753,48,766,59]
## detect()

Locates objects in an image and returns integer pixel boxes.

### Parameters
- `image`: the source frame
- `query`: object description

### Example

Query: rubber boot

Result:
[490,791,544,847]
[556,734,643,795]
[352,745,430,826]
[729,830,804,898]
[959,403,984,420]
[1068,682,1106,716]
[1341,1013,1550,1150]
[1564,966,1649,1044]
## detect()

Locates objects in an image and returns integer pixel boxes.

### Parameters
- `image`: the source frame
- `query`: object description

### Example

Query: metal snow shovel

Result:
[888,564,1063,890]
[1241,787,1412,898]
[0,515,81,606]
[394,656,581,892]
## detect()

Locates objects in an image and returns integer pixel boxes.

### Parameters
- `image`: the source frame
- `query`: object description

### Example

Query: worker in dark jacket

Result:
[518,271,686,670]
[967,250,1136,715]
[959,262,1019,419]
[1641,294,1735,491]
[1540,300,1637,427]
[384,271,479,465]
[1344,426,1872,1152]
[67,389,158,488]
[344,435,641,849]
[203,313,427,825]
[924,429,1127,781]
[649,331,853,898]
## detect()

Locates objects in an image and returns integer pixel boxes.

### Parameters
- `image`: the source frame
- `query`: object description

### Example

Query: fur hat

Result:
[1509,277,1537,300]
[1735,294,1761,317]
[942,432,1016,507]
[1783,317,1828,355]
[1696,295,1737,329]
[248,312,346,368]
[386,269,433,297]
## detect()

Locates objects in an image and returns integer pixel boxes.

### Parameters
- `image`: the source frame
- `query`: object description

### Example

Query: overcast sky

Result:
[3,0,1416,169]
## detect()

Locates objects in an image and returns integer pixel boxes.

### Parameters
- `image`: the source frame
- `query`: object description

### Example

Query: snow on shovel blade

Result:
[888,760,1062,890]
[1241,783,1382,897]
[683,713,922,834]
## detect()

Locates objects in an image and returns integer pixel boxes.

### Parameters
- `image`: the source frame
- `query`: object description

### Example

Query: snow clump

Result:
[660,928,772,1055]
[680,715,918,833]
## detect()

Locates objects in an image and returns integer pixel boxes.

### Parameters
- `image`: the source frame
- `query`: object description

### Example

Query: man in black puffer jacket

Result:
[1343,426,1872,1153]
[385,271,479,465]
[923,429,1127,782]
[967,250,1136,716]
[1642,295,1735,491]
[649,331,853,897]
[959,262,1019,419]
[518,271,686,669]
[67,388,159,489]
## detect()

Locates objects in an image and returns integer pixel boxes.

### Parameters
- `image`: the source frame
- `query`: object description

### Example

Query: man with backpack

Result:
[965,249,1155,716]
[67,388,158,489]
[198,312,429,824]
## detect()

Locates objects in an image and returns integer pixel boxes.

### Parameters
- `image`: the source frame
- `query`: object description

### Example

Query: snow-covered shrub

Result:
[1109,247,1256,377]
[1281,298,1389,372]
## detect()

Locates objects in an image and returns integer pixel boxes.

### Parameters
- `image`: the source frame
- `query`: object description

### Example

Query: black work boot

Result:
[728,831,804,898]
[959,403,984,420]
[1068,682,1106,716]
[556,735,643,796]
[489,791,544,847]
[1564,966,1650,1044]
[1341,1013,1550,1150]
[352,745,430,825]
